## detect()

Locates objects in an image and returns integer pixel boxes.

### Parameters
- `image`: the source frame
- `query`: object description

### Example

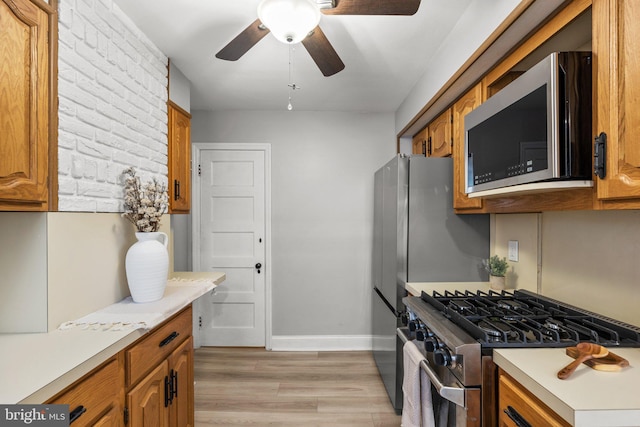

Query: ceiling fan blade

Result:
[301,26,345,77]
[215,19,270,61]
[322,0,421,15]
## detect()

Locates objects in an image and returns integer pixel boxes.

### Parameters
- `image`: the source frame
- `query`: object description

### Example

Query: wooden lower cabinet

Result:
[127,337,194,427]
[48,306,194,427]
[128,361,170,427]
[48,355,124,427]
[498,369,570,427]
[168,338,194,427]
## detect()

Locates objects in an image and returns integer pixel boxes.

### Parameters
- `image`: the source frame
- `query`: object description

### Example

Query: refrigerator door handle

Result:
[374,287,400,317]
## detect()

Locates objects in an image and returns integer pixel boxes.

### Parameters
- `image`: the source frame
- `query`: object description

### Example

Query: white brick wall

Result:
[58,0,168,212]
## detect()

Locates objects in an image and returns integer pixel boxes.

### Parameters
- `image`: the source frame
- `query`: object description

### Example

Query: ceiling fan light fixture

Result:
[257,0,321,44]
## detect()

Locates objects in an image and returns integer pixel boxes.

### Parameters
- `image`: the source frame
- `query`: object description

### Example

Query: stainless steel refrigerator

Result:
[372,155,489,413]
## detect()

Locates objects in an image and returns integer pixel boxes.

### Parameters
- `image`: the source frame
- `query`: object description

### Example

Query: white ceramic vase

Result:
[125,231,169,303]
[490,275,506,290]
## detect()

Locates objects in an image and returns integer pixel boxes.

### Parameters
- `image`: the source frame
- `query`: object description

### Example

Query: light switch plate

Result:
[508,240,519,262]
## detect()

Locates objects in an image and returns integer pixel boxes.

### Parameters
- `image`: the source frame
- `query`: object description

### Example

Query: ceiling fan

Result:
[215,0,422,77]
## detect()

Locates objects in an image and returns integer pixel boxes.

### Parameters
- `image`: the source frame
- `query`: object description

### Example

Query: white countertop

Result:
[494,347,640,426]
[0,272,224,404]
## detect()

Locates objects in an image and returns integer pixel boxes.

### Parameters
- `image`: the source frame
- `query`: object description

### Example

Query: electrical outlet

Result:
[508,240,519,262]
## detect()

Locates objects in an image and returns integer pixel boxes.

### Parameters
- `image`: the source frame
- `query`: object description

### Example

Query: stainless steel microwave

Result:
[464,51,592,195]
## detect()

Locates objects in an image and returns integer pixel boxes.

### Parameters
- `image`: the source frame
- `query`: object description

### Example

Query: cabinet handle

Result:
[69,405,86,424]
[504,406,532,427]
[159,331,179,348]
[164,375,171,407]
[174,180,180,200]
[171,369,178,399]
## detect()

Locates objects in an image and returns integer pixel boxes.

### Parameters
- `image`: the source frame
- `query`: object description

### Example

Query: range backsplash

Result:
[494,209,640,327]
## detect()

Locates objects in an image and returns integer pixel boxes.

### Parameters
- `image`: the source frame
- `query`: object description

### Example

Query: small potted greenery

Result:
[484,255,509,290]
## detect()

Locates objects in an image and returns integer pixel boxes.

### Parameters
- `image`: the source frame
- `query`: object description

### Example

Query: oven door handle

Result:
[397,328,466,407]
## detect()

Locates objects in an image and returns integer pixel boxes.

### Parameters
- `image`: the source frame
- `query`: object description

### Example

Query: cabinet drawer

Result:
[49,357,121,426]
[126,306,192,387]
[499,370,570,427]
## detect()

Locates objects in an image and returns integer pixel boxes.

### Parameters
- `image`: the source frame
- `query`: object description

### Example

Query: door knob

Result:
[255,263,262,274]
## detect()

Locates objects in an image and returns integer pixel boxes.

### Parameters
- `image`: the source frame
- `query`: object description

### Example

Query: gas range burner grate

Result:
[420,289,640,348]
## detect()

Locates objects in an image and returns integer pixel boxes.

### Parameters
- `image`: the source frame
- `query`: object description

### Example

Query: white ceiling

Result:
[113,0,475,112]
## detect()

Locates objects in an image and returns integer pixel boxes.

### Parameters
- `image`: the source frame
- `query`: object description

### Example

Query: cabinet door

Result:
[168,337,194,427]
[594,0,640,200]
[428,109,452,158]
[0,0,50,209]
[168,103,192,213]
[453,84,483,210]
[92,406,122,427]
[128,361,170,427]
[411,128,428,156]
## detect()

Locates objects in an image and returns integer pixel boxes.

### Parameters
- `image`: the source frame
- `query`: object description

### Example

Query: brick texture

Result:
[58,0,168,212]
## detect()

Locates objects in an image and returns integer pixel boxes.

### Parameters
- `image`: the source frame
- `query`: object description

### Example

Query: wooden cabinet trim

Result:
[483,0,592,91]
[452,84,484,210]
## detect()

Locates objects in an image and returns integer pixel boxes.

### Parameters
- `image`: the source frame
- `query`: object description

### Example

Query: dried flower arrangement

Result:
[121,167,168,232]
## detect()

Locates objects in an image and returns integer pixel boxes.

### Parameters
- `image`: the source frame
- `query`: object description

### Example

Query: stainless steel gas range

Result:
[398,289,640,427]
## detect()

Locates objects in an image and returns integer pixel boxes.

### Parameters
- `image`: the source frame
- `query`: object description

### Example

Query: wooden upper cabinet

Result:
[428,108,452,158]
[168,102,192,213]
[411,109,452,158]
[411,127,428,156]
[453,84,483,210]
[593,0,640,201]
[0,0,51,210]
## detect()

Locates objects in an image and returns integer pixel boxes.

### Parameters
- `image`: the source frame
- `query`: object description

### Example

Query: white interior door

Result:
[195,146,268,347]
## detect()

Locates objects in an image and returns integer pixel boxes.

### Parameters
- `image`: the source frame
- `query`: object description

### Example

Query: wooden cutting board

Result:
[566,346,630,371]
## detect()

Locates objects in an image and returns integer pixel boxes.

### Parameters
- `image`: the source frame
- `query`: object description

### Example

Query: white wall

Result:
[192,110,396,337]
[57,0,168,212]
[493,210,640,327]
[169,61,190,112]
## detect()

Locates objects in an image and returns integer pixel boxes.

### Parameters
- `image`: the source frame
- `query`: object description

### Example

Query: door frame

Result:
[191,142,273,350]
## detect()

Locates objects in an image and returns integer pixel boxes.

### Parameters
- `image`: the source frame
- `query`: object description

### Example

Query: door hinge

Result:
[427,137,432,156]
[594,132,607,179]
[198,315,202,329]
[124,407,129,425]
[198,164,202,176]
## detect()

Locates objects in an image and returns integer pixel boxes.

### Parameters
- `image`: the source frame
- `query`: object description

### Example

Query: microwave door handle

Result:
[396,328,466,407]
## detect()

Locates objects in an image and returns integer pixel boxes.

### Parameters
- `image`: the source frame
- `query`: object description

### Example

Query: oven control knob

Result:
[416,328,426,341]
[434,348,452,366]
[400,312,409,326]
[408,320,418,332]
[424,336,439,353]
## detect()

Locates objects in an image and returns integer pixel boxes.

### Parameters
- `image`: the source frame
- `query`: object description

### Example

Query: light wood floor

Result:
[194,347,402,426]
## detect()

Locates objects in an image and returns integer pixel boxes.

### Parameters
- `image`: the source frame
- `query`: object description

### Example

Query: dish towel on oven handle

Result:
[401,340,436,427]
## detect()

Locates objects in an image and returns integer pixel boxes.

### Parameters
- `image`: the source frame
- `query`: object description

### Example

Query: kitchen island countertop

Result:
[0,272,224,404]
[494,347,640,426]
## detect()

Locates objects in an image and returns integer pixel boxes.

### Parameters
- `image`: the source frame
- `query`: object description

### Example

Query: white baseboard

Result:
[270,335,373,351]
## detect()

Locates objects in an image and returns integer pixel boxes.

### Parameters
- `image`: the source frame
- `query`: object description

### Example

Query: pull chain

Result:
[287,44,299,111]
